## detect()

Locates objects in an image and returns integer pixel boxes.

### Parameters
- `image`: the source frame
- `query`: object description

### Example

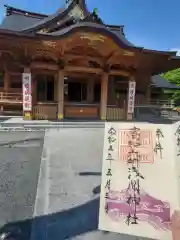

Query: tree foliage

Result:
[162,68,180,104]
[162,68,180,85]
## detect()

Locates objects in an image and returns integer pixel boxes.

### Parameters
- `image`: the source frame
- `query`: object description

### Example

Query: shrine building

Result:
[0,0,179,120]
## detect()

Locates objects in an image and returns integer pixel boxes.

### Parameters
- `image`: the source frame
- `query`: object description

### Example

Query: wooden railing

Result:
[0,92,22,103]
[106,106,126,120]
[33,103,57,120]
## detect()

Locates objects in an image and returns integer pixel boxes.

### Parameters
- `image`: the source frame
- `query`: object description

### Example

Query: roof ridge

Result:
[4,4,48,19]
[106,24,124,29]
[21,1,89,33]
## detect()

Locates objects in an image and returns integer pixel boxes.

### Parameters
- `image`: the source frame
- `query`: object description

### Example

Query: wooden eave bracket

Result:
[57,59,65,69]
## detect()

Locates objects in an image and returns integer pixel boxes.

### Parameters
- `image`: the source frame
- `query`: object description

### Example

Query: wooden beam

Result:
[107,50,135,66]
[31,52,59,62]
[106,51,118,65]
[64,53,104,66]
[64,65,103,74]
[65,65,131,76]
[115,81,129,84]
[110,69,131,76]
[30,62,59,71]
[6,72,21,76]
[64,72,100,79]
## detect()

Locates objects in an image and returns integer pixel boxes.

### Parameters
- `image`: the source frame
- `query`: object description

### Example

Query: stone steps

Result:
[0,121,105,130]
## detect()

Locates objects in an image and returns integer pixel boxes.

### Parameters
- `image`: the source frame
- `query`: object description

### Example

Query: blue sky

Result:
[0,0,179,52]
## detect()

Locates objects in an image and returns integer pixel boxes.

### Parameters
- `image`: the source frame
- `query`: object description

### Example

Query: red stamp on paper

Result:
[119,129,154,164]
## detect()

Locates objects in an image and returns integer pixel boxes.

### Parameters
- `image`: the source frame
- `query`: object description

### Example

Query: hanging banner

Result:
[127,81,136,114]
[22,73,32,112]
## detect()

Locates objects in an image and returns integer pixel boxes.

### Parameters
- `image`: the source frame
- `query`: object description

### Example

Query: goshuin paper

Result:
[98,122,180,240]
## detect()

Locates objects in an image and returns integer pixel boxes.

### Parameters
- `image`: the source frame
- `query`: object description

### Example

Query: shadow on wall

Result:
[0,198,106,240]
[0,172,107,240]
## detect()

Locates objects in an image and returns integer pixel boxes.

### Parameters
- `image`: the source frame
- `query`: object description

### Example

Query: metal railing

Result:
[149,100,174,107]
[135,99,174,108]
[134,105,180,122]
[0,92,22,103]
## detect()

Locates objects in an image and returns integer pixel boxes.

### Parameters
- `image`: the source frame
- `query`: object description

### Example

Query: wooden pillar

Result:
[100,73,108,120]
[57,70,64,120]
[1,72,10,114]
[23,67,32,120]
[127,76,136,120]
[146,85,151,103]
[4,72,10,92]
[0,105,3,113]
[108,76,116,105]
[54,73,58,102]
[87,78,94,102]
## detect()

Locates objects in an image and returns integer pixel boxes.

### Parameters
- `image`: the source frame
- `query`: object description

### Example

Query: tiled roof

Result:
[0,2,179,62]
[0,14,43,31]
[37,22,140,49]
[21,8,65,33]
[0,2,137,51]
[110,29,137,47]
[151,75,180,89]
[0,3,138,50]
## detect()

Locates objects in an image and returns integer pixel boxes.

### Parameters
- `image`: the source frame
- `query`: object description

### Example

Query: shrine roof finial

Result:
[65,0,84,7]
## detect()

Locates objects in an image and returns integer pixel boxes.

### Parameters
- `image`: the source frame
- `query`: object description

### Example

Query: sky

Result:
[0,0,180,52]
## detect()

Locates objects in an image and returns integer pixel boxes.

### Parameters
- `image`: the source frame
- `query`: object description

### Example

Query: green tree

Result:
[162,68,180,104]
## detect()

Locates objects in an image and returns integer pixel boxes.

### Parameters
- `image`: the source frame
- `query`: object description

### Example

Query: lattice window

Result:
[10,75,22,89]
[0,72,4,88]
[36,75,55,102]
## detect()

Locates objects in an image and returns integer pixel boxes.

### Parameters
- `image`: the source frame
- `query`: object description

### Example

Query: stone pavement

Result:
[2,117,49,124]
[0,123,148,240]
[0,131,45,239]
[31,128,142,240]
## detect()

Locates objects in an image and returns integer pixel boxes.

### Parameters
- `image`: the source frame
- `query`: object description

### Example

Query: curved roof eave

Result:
[4,4,48,18]
[171,55,180,60]
[21,0,89,33]
[152,75,180,89]
[0,14,43,31]
[36,22,142,50]
[142,48,177,56]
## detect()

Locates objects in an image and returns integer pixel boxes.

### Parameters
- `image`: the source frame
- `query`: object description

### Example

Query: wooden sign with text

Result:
[22,73,32,112]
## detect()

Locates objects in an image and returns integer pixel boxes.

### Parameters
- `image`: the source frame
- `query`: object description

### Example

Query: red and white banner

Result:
[22,73,32,112]
[127,81,136,114]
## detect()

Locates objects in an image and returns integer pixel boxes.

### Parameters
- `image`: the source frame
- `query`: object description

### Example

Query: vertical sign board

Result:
[127,81,136,114]
[99,122,180,240]
[22,73,32,112]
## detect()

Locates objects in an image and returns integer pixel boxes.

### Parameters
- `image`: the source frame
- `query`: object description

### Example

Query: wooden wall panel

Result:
[64,106,98,118]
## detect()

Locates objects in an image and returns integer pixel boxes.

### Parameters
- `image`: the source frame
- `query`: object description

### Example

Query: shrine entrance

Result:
[64,74,101,119]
